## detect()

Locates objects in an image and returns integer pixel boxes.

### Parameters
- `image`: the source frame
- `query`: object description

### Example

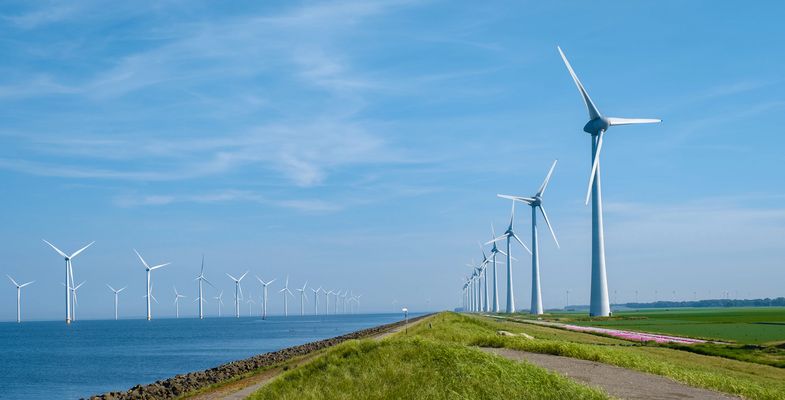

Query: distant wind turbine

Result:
[557,46,660,316]
[246,296,255,317]
[106,284,126,320]
[43,240,94,324]
[498,159,560,315]
[487,201,532,313]
[256,277,275,319]
[134,249,171,321]
[195,255,216,319]
[296,281,309,316]
[324,289,332,315]
[213,290,224,317]
[488,224,510,313]
[312,286,322,315]
[174,286,186,318]
[7,275,34,323]
[279,276,294,317]
[71,281,85,321]
[227,271,248,318]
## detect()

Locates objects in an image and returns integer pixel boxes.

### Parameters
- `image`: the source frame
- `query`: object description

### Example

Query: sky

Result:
[1,1,784,321]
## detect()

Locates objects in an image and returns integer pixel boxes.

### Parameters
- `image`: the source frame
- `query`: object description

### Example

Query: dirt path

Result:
[189,317,429,400]
[480,347,739,400]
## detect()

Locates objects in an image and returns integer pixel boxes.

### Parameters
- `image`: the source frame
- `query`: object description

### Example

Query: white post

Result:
[506,236,515,313]
[590,132,610,317]
[531,206,543,315]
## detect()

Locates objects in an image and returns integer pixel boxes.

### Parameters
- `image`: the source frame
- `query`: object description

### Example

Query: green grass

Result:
[250,336,608,400]
[567,307,785,344]
[418,313,785,400]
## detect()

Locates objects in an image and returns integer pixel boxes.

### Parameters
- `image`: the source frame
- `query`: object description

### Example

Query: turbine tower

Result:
[43,240,94,324]
[498,160,560,315]
[195,255,216,319]
[296,281,308,316]
[279,276,293,317]
[557,46,660,316]
[312,286,321,315]
[106,284,126,320]
[134,249,171,321]
[174,286,186,318]
[227,271,248,318]
[324,289,332,315]
[213,290,224,317]
[487,202,532,313]
[256,277,275,319]
[7,276,34,323]
[488,224,509,313]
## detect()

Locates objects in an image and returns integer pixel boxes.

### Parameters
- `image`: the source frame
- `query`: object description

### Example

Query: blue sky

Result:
[1,1,784,321]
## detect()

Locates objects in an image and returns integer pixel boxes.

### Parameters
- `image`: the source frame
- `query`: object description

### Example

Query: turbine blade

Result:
[226,273,237,281]
[119,287,126,292]
[490,222,496,240]
[70,241,95,259]
[557,46,602,120]
[537,160,558,196]
[203,278,217,290]
[484,234,508,246]
[239,271,249,281]
[539,206,560,249]
[133,249,150,269]
[497,194,534,204]
[585,130,605,205]
[150,262,170,271]
[20,281,34,287]
[7,275,19,287]
[200,254,205,275]
[42,240,68,258]
[607,117,661,126]
[107,284,115,292]
[512,232,532,255]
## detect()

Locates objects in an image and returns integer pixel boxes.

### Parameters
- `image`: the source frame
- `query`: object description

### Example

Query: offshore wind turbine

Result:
[324,289,332,315]
[341,290,349,314]
[487,201,532,313]
[43,240,94,324]
[296,282,308,316]
[557,46,661,316]
[195,255,216,319]
[312,286,321,315]
[71,281,85,321]
[106,284,126,320]
[227,271,248,318]
[256,277,275,320]
[246,296,255,317]
[498,160,560,315]
[173,286,186,318]
[213,290,224,317]
[134,249,171,321]
[279,276,294,317]
[7,276,34,323]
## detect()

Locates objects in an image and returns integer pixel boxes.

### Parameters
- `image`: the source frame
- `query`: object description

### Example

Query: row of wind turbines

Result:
[462,46,660,317]
[7,241,362,323]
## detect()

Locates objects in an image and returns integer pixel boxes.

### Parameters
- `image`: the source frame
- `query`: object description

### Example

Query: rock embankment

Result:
[88,315,429,400]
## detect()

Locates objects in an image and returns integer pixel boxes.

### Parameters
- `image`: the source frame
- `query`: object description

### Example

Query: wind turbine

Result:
[498,159,560,315]
[213,290,224,317]
[227,271,248,318]
[256,277,275,319]
[174,286,186,318]
[43,240,94,324]
[557,46,660,316]
[246,296,255,317]
[324,289,332,315]
[478,245,500,312]
[312,286,322,315]
[296,281,309,316]
[488,224,511,313]
[341,290,349,314]
[106,284,126,320]
[71,281,85,321]
[279,277,294,316]
[195,255,216,319]
[487,200,532,313]
[134,249,171,321]
[7,276,34,323]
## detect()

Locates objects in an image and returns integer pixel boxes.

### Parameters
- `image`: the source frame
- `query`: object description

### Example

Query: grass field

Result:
[250,312,785,400]
[568,307,785,344]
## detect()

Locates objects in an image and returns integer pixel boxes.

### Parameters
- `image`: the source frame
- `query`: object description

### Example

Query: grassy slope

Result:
[424,313,785,400]
[250,317,608,400]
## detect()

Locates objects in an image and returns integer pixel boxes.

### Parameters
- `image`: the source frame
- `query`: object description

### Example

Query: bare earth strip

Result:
[480,347,740,400]
[190,317,427,400]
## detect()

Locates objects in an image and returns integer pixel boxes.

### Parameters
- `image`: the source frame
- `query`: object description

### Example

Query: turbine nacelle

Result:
[583,117,610,134]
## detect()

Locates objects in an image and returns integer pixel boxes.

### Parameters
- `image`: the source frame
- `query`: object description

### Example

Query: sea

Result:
[0,313,416,399]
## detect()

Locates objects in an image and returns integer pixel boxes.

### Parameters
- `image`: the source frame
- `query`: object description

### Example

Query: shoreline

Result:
[87,314,430,400]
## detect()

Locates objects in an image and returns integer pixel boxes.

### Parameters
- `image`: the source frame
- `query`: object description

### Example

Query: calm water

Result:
[0,313,414,399]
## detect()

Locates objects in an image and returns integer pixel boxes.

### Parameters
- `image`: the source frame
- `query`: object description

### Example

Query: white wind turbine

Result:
[71,281,85,321]
[174,286,186,318]
[487,201,532,313]
[557,46,660,316]
[227,271,248,318]
[324,289,332,315]
[488,224,511,313]
[213,290,224,317]
[7,276,34,323]
[312,286,322,315]
[478,245,500,312]
[195,255,216,320]
[134,249,171,321]
[341,290,349,314]
[498,160,560,315]
[106,284,126,320]
[43,240,94,324]
[256,277,275,320]
[296,281,309,316]
[279,276,294,317]
[143,282,159,317]
[246,296,255,317]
